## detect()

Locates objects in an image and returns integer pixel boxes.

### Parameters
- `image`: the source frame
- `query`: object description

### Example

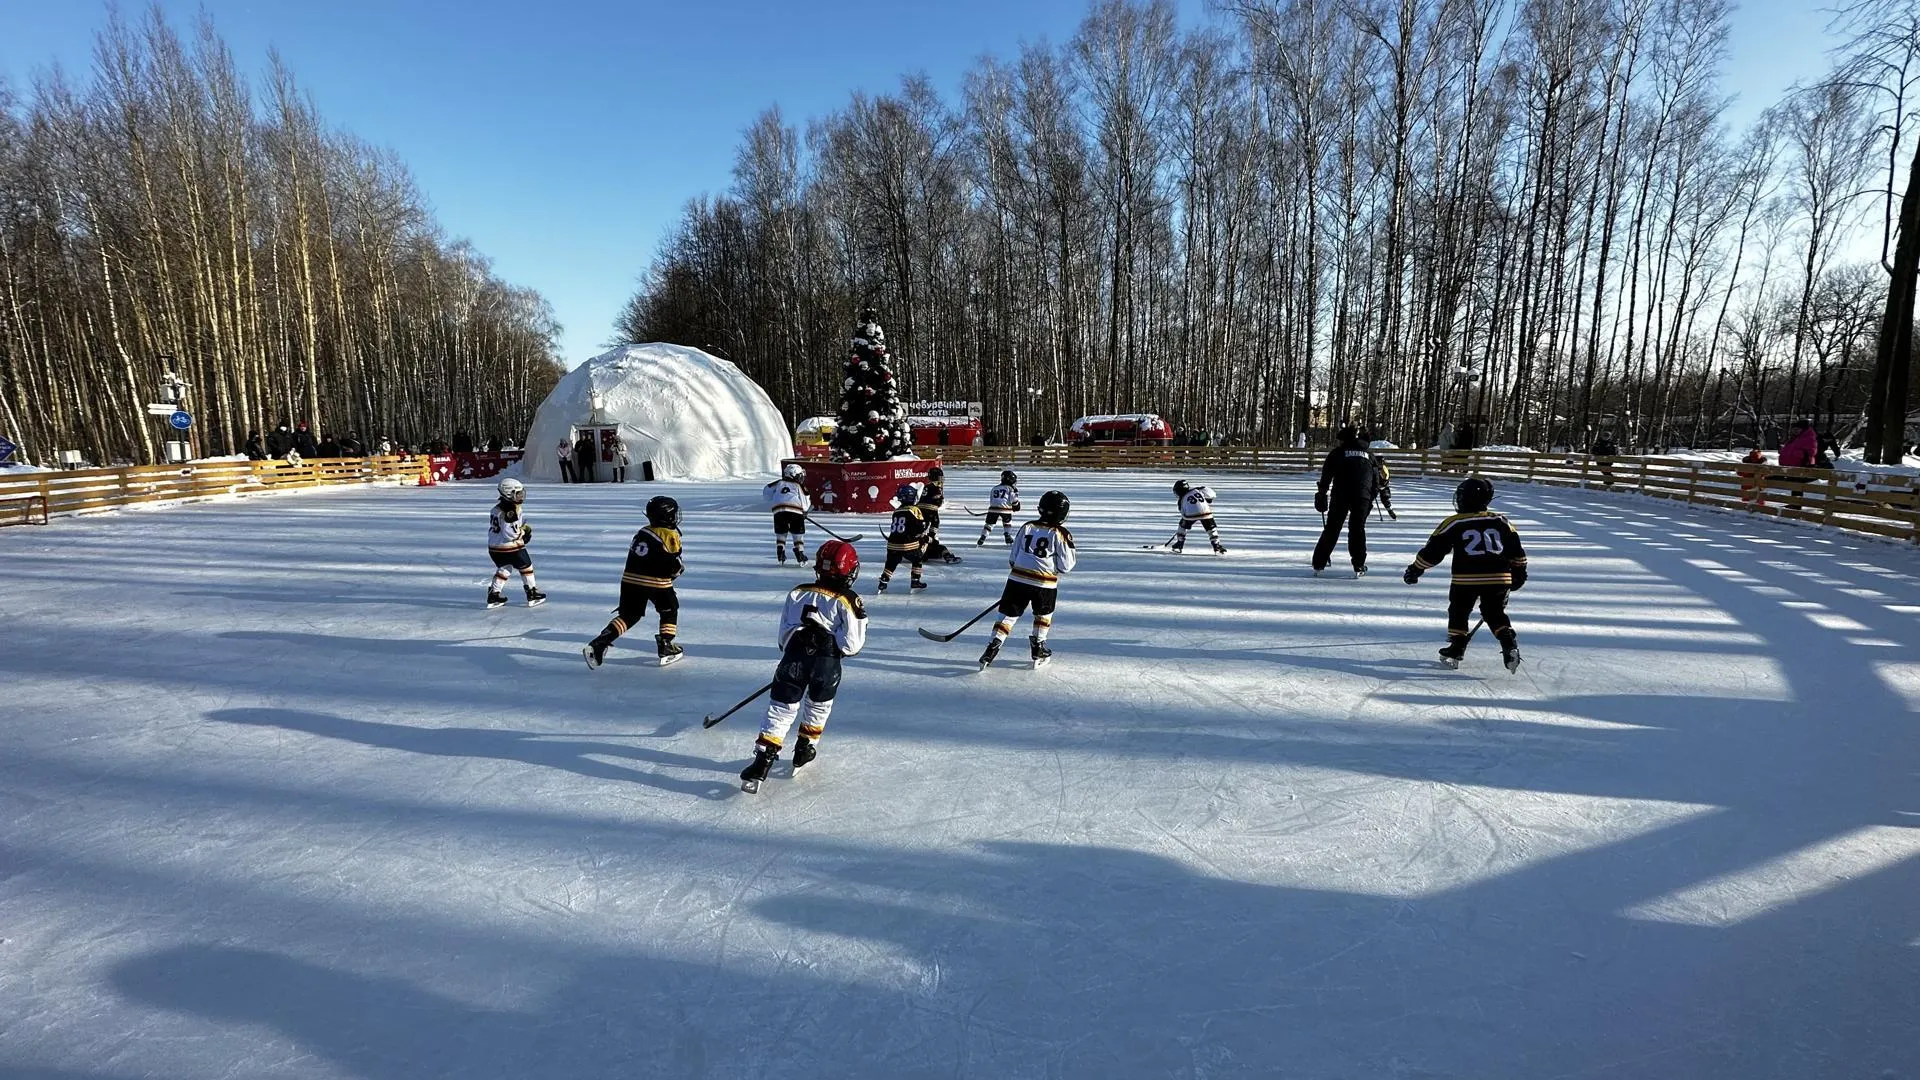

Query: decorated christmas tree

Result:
[830,308,912,461]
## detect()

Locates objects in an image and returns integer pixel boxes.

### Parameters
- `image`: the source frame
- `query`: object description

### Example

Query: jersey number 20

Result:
[1463,528,1505,555]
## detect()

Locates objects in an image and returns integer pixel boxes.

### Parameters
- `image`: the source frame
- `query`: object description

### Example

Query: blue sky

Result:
[0,0,1845,368]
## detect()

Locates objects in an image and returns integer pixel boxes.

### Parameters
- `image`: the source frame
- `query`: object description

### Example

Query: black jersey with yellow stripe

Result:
[1411,512,1527,586]
[887,505,930,551]
[621,525,684,588]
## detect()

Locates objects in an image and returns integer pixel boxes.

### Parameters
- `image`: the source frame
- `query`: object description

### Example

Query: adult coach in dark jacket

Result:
[1313,425,1377,576]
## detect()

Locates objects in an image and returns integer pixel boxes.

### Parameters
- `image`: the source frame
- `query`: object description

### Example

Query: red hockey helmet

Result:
[815,538,860,584]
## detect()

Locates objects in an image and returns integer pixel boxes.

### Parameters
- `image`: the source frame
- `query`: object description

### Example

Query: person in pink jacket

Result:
[1779,420,1820,468]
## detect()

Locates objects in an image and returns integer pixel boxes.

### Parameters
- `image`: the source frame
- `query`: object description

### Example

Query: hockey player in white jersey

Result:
[977,469,1021,546]
[979,489,1076,670]
[1170,479,1227,554]
[739,539,868,792]
[484,478,546,608]
[763,462,811,563]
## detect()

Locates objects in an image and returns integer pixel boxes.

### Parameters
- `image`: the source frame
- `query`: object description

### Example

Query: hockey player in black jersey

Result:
[978,470,1021,545]
[876,483,931,593]
[920,464,960,564]
[1403,477,1528,672]
[584,495,686,668]
[1313,425,1378,576]
[740,539,868,793]
[484,478,546,608]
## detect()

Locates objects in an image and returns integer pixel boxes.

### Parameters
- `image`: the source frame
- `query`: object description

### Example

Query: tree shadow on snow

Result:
[210,707,735,800]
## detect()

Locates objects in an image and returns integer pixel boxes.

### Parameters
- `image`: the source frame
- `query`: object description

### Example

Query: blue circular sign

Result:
[169,410,192,430]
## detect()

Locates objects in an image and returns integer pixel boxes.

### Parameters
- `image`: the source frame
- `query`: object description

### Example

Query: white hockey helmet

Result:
[782,462,806,481]
[497,477,525,504]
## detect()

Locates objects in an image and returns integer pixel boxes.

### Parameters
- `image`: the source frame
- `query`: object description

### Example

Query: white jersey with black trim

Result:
[764,479,809,515]
[1179,487,1216,520]
[777,583,867,656]
[487,502,528,551]
[988,484,1020,511]
[1007,521,1077,589]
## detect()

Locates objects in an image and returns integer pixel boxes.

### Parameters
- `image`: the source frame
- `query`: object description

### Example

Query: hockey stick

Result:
[1139,530,1182,550]
[702,681,775,728]
[917,601,1002,643]
[803,514,864,543]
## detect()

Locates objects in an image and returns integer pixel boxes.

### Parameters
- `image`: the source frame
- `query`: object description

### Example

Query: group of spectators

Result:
[244,422,517,463]
[557,431,631,483]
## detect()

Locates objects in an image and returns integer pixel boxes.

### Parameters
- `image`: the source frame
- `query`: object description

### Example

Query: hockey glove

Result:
[1386,507,1397,521]
[1509,567,1527,591]
[1402,566,1421,585]
[1314,490,1328,513]
[520,524,533,541]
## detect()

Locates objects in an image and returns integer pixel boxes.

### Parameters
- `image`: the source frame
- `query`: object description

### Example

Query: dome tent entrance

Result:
[521,344,789,482]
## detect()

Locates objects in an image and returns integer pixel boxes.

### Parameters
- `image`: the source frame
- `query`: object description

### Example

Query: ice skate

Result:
[486,589,507,609]
[656,633,684,667]
[583,633,613,670]
[1030,635,1052,670]
[977,533,988,546]
[910,578,928,591]
[776,544,787,563]
[1439,641,1467,669]
[1212,540,1229,555]
[1499,632,1521,674]
[792,737,817,770]
[740,745,777,793]
[523,587,547,607]
[877,576,890,594]
[793,543,806,562]
[1353,564,1367,578]
[978,638,1002,671]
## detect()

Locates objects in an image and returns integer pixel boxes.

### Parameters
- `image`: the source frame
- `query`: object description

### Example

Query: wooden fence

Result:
[4,447,1912,547]
[0,455,425,523]
[918,445,1920,545]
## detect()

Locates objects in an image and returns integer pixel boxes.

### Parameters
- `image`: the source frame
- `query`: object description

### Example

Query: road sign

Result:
[0,435,15,463]
[147,403,179,416]
[169,410,192,431]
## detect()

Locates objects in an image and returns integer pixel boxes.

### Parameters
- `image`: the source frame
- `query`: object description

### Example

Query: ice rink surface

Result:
[4,469,1918,1079]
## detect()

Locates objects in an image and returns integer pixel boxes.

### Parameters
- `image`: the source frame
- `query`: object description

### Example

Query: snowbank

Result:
[520,344,789,482]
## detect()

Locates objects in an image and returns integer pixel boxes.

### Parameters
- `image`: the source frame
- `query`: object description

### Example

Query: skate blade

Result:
[1504,656,1522,674]
[583,647,602,670]
[659,653,684,667]
[1032,658,1050,670]
[525,597,546,608]
[741,778,760,794]
[1440,656,1461,669]
[487,601,507,610]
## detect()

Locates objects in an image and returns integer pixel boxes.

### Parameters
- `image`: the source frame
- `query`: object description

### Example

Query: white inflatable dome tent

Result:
[521,344,790,482]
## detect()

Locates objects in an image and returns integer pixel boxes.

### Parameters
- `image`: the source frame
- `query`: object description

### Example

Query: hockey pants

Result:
[1447,584,1514,646]
[758,631,842,751]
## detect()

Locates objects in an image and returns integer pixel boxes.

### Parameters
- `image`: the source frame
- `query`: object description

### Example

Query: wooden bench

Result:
[0,493,49,526]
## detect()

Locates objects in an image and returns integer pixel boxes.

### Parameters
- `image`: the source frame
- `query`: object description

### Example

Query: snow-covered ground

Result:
[4,469,1918,1079]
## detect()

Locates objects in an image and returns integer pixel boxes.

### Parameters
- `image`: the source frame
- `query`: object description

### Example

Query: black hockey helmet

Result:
[1337,424,1361,446]
[1173,479,1191,496]
[1000,469,1018,486]
[927,464,944,481]
[1454,477,1494,514]
[896,483,919,506]
[645,495,681,529]
[1038,489,1070,524]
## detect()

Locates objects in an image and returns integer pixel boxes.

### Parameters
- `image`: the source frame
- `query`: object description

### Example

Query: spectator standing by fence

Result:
[612,439,630,483]
[1590,432,1619,488]
[557,438,574,483]
[1779,420,1819,468]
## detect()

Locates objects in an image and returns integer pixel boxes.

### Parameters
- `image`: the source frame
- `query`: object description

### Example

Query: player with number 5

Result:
[1402,477,1529,672]
[979,490,1077,671]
